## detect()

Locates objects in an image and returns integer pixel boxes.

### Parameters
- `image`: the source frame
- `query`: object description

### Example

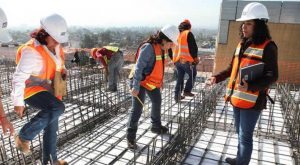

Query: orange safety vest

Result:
[16,39,65,100]
[225,40,270,109]
[173,30,194,63]
[140,44,167,91]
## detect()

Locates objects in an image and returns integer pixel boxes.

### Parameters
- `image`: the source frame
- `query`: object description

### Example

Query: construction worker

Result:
[90,45,124,92]
[173,19,199,103]
[0,7,14,136]
[11,14,69,165]
[127,25,179,149]
[208,3,278,165]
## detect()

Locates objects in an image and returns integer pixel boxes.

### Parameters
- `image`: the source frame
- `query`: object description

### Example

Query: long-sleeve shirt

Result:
[187,32,198,58]
[213,40,278,110]
[11,39,64,106]
[132,43,162,91]
[95,48,114,67]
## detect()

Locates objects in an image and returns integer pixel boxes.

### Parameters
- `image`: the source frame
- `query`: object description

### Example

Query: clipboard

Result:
[239,63,264,85]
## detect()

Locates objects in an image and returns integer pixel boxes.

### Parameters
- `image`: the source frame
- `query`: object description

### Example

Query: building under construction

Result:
[0,0,299,164]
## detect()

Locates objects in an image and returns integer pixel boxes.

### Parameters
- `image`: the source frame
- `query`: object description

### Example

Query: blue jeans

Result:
[108,51,124,90]
[233,107,261,165]
[127,86,162,140]
[19,91,65,165]
[174,62,197,97]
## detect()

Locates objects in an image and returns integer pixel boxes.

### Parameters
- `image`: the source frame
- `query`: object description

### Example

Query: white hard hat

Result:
[161,25,179,45]
[0,8,12,43]
[236,2,269,22]
[40,13,68,43]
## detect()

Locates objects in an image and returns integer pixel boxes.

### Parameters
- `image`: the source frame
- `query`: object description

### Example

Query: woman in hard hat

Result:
[11,13,69,165]
[0,7,15,136]
[208,2,278,165]
[126,25,179,149]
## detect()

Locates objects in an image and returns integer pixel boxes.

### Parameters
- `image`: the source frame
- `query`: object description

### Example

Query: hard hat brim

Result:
[236,17,253,21]
[236,17,269,22]
[52,33,69,44]
[0,28,12,43]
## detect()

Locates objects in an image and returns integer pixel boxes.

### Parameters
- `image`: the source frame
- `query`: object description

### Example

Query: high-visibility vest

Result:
[173,30,194,63]
[225,40,270,109]
[140,44,167,91]
[15,39,35,64]
[90,46,119,64]
[103,46,119,52]
[16,39,65,100]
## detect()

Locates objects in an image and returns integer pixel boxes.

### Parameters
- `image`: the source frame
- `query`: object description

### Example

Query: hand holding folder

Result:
[240,63,265,85]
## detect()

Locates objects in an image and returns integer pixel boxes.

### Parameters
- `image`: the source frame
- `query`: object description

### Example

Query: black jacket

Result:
[213,40,278,110]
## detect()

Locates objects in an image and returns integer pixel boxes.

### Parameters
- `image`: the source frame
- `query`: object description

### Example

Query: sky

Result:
[0,0,223,29]
[1,0,299,29]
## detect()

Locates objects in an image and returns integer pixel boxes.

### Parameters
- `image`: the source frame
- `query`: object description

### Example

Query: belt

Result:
[179,59,191,65]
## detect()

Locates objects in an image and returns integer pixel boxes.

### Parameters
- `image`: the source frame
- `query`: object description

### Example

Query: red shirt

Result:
[95,48,114,67]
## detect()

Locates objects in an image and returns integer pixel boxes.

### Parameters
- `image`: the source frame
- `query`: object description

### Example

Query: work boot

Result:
[54,160,68,165]
[151,125,168,134]
[127,139,137,150]
[174,95,185,103]
[14,135,31,155]
[183,92,195,97]
[107,87,117,92]
[225,157,236,165]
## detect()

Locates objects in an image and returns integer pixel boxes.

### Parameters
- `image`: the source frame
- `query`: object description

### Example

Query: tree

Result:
[99,30,112,46]
[80,34,98,48]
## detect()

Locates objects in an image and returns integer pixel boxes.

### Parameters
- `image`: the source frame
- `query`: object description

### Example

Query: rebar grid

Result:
[0,56,298,165]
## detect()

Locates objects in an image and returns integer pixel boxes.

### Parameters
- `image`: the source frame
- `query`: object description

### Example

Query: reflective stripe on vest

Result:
[103,46,119,52]
[140,44,167,91]
[173,30,194,63]
[226,89,257,103]
[103,56,109,65]
[225,40,270,109]
[16,39,65,100]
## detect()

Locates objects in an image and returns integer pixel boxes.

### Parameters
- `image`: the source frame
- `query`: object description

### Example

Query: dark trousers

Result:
[19,91,65,164]
[174,62,197,97]
[127,86,162,140]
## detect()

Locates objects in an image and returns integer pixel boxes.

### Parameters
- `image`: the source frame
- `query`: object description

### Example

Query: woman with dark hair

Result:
[208,2,278,165]
[12,14,69,165]
[127,25,179,149]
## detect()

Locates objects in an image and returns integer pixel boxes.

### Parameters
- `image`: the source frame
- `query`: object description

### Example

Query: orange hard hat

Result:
[183,19,191,25]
